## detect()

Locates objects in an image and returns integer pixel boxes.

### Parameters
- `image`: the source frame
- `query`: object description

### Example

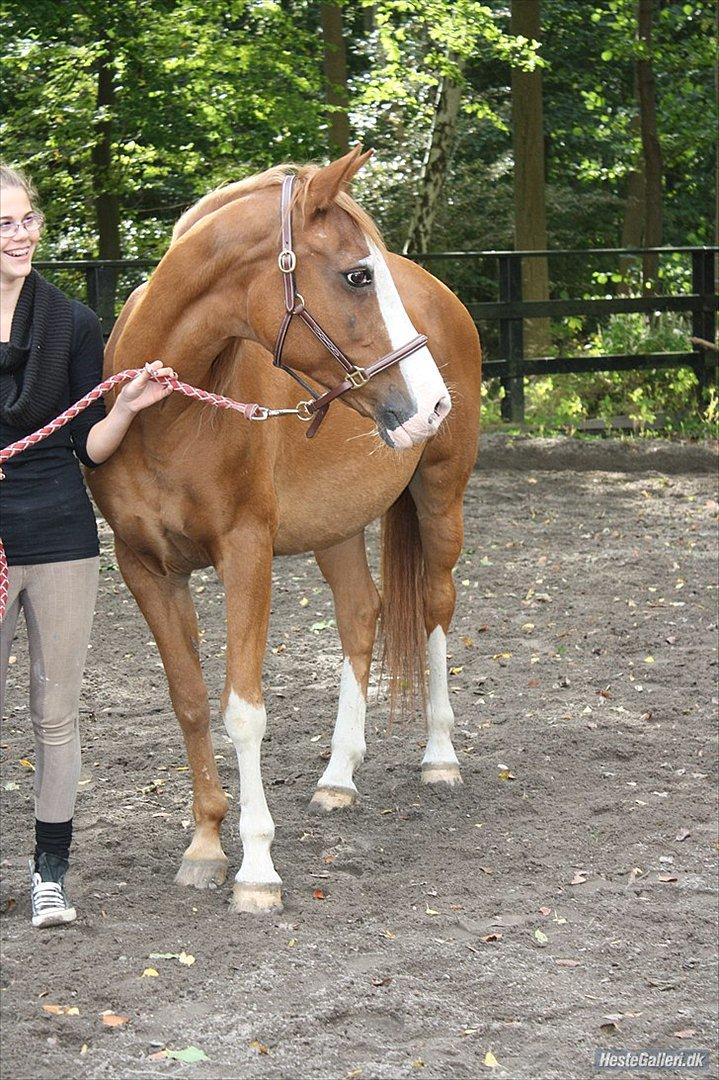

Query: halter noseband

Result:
[271,173,428,438]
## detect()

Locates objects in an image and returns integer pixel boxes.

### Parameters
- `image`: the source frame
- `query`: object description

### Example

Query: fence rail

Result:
[36,245,717,422]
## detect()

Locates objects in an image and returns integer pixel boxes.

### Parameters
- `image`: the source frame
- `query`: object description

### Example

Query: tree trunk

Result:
[320,3,351,157]
[91,43,120,327]
[510,0,550,357]
[636,0,663,291]
[403,72,462,254]
[618,107,645,295]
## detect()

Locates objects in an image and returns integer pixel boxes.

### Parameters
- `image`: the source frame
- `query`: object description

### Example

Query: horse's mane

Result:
[172,163,384,249]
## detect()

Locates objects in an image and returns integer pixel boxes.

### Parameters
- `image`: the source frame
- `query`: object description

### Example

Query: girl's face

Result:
[0,186,40,286]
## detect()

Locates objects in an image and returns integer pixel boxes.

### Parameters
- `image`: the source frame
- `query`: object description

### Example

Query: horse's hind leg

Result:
[115,537,229,887]
[310,531,380,811]
[409,473,465,787]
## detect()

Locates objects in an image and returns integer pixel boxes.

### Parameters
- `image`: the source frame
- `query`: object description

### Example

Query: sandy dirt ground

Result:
[1,441,718,1080]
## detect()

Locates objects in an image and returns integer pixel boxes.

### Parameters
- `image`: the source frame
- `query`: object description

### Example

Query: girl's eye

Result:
[344,268,373,288]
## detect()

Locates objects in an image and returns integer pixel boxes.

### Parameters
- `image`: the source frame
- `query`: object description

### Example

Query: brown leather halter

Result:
[270,173,428,438]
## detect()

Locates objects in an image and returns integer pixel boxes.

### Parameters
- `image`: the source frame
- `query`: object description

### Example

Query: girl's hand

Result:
[117,360,178,414]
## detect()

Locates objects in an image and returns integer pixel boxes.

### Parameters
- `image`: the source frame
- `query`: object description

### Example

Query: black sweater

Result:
[0,300,106,566]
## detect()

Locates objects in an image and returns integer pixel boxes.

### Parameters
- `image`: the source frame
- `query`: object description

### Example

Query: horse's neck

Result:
[112,215,259,384]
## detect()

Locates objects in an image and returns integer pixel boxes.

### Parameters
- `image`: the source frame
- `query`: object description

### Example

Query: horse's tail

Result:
[380,486,426,717]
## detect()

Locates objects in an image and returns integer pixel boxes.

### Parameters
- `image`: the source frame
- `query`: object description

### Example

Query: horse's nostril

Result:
[432,395,451,423]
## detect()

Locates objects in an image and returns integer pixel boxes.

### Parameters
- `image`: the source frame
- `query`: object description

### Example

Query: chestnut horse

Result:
[88,147,481,913]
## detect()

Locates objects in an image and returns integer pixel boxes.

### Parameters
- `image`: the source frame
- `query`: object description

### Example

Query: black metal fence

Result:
[36,245,717,422]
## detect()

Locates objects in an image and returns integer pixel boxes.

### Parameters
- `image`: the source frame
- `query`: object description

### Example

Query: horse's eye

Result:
[344,268,373,288]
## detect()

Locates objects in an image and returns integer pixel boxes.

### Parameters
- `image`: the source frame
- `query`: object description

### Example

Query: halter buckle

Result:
[295,400,314,422]
[347,367,369,389]
[278,250,296,274]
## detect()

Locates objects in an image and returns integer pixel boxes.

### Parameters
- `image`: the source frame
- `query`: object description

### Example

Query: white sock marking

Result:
[223,691,281,886]
[422,627,459,768]
[318,659,367,792]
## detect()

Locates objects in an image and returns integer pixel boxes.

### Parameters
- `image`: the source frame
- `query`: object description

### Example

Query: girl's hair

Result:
[0,164,39,206]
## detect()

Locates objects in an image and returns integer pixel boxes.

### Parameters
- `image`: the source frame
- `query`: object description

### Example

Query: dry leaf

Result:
[534,929,549,946]
[312,888,326,901]
[483,1050,500,1068]
[43,1004,80,1016]
[658,873,678,882]
[19,758,35,771]
[411,1060,425,1070]
[480,932,503,943]
[100,1012,129,1027]
[497,769,515,781]
[425,905,440,916]
[141,967,159,978]
[249,1040,270,1055]
[178,951,195,966]
[538,906,551,916]
[80,1044,88,1055]
[673,1028,696,1039]
[569,871,588,886]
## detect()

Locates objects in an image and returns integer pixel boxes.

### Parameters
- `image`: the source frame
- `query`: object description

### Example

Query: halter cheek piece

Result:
[268,173,428,438]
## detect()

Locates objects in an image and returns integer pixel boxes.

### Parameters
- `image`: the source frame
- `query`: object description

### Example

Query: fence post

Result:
[692,249,717,407]
[499,253,525,422]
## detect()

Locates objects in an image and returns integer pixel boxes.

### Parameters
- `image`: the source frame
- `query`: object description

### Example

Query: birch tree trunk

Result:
[402,72,463,254]
[510,0,550,357]
[636,0,663,291]
[320,2,351,158]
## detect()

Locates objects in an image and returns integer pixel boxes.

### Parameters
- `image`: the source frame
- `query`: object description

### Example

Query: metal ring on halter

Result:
[295,401,314,421]
[278,250,296,273]
[292,294,305,314]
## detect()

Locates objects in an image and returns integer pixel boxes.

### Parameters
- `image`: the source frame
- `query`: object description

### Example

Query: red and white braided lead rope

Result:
[0,366,267,620]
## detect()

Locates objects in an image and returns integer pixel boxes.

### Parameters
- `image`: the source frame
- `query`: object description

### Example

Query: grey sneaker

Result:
[30,853,76,928]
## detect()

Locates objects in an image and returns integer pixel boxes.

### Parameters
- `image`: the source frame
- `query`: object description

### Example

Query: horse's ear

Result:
[305,144,373,214]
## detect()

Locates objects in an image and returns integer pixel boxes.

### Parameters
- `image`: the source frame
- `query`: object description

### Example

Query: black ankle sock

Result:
[35,818,73,866]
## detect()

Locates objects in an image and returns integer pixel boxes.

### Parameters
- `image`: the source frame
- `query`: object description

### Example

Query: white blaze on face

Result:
[363,239,451,447]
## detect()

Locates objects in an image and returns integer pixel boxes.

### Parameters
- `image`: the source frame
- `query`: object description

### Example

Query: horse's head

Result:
[245,148,451,448]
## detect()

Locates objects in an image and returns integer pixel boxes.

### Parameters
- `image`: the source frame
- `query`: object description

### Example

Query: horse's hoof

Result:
[422,763,463,787]
[230,882,283,914]
[310,785,357,812]
[175,856,228,890]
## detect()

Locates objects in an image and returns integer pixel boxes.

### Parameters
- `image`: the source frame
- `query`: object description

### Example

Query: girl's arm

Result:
[85,360,177,465]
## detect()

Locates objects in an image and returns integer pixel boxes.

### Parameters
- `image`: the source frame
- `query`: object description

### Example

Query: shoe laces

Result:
[32,875,67,912]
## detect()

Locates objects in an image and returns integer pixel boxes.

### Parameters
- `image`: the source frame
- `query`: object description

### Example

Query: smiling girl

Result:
[0,164,175,927]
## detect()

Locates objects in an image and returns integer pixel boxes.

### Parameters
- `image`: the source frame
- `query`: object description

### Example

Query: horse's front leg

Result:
[310,532,380,810]
[115,538,229,887]
[216,523,282,914]
[410,478,465,787]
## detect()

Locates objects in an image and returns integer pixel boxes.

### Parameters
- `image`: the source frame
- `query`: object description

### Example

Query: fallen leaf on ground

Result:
[249,1040,270,1055]
[411,1060,425,1070]
[569,871,588,886]
[497,769,515,781]
[425,905,440,916]
[165,1046,209,1063]
[312,888,326,901]
[80,1044,88,1055]
[100,1012,129,1027]
[19,759,35,771]
[538,906,551,916]
[534,929,549,946]
[178,951,195,966]
[483,1050,500,1068]
[43,1004,80,1016]
[675,829,691,842]
[372,976,392,987]
[480,932,503,943]
[673,1028,696,1039]
[141,968,159,978]
[658,873,678,883]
